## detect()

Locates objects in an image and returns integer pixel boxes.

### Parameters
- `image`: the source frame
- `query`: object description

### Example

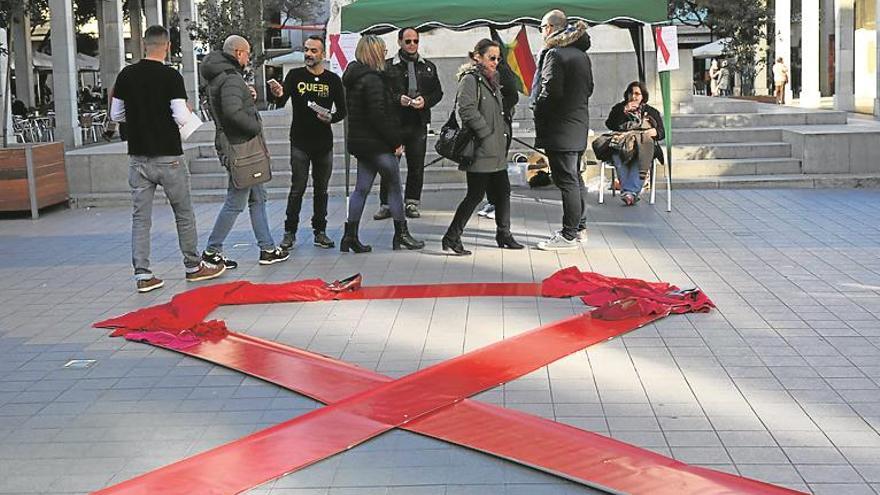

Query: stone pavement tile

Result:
[808,483,877,495]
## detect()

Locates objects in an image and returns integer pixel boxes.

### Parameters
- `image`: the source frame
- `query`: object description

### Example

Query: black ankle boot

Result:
[441,234,471,256]
[340,222,372,253]
[496,231,524,250]
[392,220,425,250]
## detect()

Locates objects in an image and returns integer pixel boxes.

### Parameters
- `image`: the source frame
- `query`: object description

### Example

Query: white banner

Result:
[655,26,680,72]
[328,32,359,76]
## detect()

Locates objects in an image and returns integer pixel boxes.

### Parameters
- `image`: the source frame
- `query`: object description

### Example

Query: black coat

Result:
[342,62,402,158]
[605,101,666,163]
[385,51,444,128]
[533,21,594,152]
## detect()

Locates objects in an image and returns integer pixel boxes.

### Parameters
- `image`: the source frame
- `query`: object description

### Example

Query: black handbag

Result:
[434,74,480,169]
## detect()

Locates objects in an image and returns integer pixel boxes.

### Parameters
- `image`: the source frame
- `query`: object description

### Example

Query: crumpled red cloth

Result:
[95,269,714,347]
[543,267,714,318]
[96,279,335,338]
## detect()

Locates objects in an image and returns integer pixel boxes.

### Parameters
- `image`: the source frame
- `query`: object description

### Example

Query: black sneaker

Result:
[280,231,295,250]
[313,231,335,249]
[259,247,290,265]
[202,250,238,269]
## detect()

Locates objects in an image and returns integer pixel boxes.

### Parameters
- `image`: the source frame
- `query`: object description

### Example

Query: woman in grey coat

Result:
[441,39,523,255]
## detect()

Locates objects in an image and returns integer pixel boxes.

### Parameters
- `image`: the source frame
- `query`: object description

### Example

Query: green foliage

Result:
[668,0,769,95]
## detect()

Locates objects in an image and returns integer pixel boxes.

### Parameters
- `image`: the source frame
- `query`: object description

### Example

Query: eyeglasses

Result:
[487,56,501,62]
[403,39,419,45]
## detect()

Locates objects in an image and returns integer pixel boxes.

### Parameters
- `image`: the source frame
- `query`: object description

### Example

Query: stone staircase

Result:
[66,96,880,206]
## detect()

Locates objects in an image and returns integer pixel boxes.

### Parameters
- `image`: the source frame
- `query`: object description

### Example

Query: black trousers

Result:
[284,144,333,233]
[446,169,511,238]
[547,151,587,240]
[379,126,427,204]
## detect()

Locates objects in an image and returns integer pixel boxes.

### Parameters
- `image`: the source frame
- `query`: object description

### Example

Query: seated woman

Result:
[604,81,665,205]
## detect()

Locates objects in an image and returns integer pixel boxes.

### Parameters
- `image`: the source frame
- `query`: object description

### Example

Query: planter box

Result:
[0,142,69,218]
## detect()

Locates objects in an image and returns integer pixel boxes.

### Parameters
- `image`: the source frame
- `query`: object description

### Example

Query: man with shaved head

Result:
[200,34,290,268]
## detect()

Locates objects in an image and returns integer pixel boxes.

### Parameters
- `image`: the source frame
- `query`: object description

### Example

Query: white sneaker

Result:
[576,229,588,243]
[477,203,495,217]
[536,232,578,251]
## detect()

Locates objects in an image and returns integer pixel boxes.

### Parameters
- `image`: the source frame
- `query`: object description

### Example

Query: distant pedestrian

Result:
[340,35,425,253]
[441,39,523,256]
[110,25,226,293]
[270,35,347,251]
[533,10,593,251]
[717,61,731,97]
[709,59,720,96]
[773,57,789,104]
[201,35,290,268]
[372,27,444,221]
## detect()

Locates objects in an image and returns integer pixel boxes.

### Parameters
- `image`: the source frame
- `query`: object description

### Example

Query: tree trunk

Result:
[2,27,14,148]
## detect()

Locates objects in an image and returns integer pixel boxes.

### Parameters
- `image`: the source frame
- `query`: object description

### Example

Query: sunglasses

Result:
[403,39,420,45]
[486,56,501,62]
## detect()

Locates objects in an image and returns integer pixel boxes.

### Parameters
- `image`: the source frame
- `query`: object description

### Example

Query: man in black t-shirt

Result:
[110,25,225,293]
[270,35,346,250]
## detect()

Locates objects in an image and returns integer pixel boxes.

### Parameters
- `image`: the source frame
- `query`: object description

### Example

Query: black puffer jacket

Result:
[342,61,402,157]
[201,51,261,144]
[533,21,594,152]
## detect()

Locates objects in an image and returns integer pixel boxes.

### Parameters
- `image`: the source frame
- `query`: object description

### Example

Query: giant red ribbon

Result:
[93,269,804,495]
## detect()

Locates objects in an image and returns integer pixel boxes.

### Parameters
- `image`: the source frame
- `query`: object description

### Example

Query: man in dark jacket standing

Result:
[270,35,346,250]
[201,35,289,268]
[373,27,443,220]
[533,10,593,251]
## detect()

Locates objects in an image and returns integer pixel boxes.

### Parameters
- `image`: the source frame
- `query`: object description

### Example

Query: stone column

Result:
[801,0,822,106]
[834,0,855,111]
[820,0,835,94]
[178,0,200,111]
[130,0,144,62]
[775,0,793,103]
[98,0,126,93]
[11,4,36,107]
[875,0,880,116]
[49,0,82,147]
[144,0,164,27]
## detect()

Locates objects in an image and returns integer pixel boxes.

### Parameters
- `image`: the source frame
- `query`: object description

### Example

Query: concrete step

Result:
[671,158,801,177]
[671,111,847,128]
[679,97,758,114]
[671,142,792,160]
[673,127,784,145]
[188,167,467,191]
[669,173,880,189]
[193,135,539,159]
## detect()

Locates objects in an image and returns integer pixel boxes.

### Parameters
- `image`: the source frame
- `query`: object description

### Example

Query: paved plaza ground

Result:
[1,187,879,495]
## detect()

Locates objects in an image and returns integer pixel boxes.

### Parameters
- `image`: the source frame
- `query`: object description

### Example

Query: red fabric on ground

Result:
[542,266,715,315]
[90,269,791,495]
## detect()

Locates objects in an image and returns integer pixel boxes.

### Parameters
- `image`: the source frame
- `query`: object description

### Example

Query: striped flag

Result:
[490,26,537,95]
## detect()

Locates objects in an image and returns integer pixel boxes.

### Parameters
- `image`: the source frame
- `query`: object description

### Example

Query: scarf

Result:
[399,49,420,97]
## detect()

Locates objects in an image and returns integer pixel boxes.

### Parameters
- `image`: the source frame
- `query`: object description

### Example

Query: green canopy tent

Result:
[339,0,674,211]
[341,0,667,32]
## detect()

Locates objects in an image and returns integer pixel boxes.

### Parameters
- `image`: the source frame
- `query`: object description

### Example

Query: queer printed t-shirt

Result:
[278,67,346,153]
[113,59,187,157]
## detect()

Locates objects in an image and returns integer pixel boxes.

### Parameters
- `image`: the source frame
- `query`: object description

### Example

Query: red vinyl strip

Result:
[93,309,804,495]
[93,273,800,495]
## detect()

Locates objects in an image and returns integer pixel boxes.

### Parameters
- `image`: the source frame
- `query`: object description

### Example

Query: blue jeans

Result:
[129,155,201,279]
[207,179,275,253]
[612,153,643,195]
[348,153,404,223]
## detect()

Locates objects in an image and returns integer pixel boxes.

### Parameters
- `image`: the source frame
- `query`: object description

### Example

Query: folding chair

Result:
[598,158,669,206]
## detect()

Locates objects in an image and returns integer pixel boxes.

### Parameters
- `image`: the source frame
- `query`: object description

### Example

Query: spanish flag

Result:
[490,26,537,95]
